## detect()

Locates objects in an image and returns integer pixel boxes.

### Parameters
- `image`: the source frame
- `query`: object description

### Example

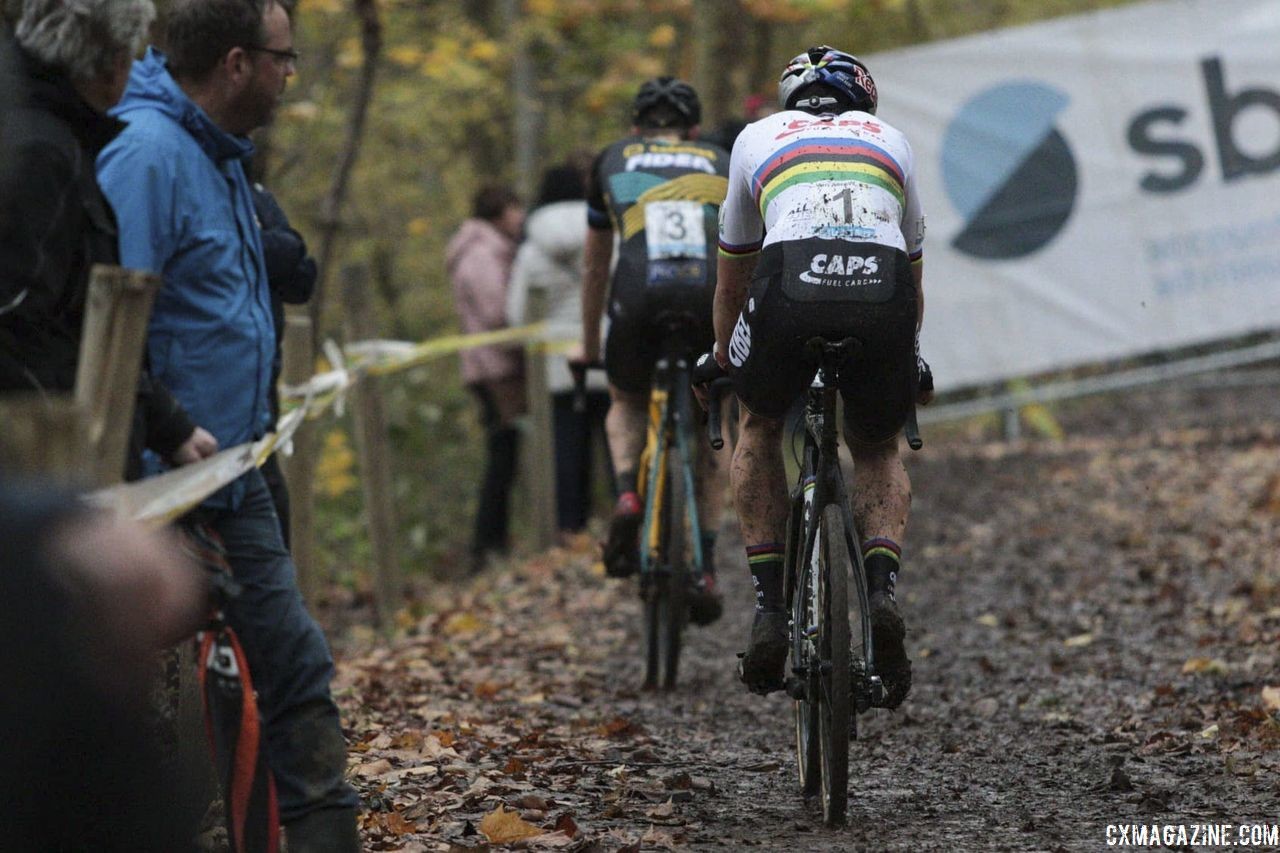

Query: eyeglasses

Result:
[248,45,299,64]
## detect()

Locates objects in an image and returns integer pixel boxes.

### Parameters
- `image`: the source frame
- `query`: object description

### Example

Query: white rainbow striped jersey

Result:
[718,109,925,266]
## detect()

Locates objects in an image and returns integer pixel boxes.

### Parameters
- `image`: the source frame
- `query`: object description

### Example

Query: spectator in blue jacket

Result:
[95,1,359,849]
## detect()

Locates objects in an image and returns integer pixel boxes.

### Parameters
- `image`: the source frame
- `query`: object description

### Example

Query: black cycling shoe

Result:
[687,575,723,626]
[603,492,642,578]
[738,609,789,694]
[870,590,912,709]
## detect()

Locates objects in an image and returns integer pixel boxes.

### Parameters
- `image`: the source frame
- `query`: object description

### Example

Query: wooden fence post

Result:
[281,312,319,601]
[341,264,400,628]
[0,395,84,482]
[74,264,160,487]
[523,288,558,550]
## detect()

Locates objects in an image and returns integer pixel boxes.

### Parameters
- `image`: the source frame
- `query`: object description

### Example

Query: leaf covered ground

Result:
[330,380,1280,852]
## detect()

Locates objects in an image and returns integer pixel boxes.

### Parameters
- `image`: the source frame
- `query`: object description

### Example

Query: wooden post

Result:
[0,395,84,483]
[523,288,558,550]
[341,264,400,628]
[74,265,160,487]
[281,312,319,601]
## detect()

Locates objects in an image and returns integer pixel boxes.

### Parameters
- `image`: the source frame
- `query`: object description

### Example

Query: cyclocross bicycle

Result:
[575,312,712,690]
[707,336,922,825]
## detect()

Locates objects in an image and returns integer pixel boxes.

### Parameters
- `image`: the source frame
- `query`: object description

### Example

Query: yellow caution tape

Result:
[91,323,581,524]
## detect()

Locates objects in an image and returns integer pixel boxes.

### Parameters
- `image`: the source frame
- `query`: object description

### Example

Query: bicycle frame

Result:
[790,366,876,683]
[638,354,705,579]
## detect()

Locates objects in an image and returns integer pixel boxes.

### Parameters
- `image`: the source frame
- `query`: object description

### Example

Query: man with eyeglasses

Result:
[96,1,360,850]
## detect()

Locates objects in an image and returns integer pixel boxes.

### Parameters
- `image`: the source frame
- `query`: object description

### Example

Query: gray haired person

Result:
[0,0,217,473]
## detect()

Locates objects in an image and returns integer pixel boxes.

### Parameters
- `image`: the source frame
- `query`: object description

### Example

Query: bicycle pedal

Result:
[784,676,807,701]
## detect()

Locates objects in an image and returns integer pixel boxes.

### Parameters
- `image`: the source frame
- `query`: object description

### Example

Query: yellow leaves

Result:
[336,36,363,70]
[1064,633,1094,647]
[1262,685,1280,711]
[648,24,677,49]
[976,613,999,627]
[388,45,430,68]
[468,39,500,63]
[298,0,345,13]
[443,611,487,636]
[281,101,319,123]
[526,0,557,15]
[479,805,543,843]
[317,429,357,498]
[1182,657,1230,676]
[406,217,430,237]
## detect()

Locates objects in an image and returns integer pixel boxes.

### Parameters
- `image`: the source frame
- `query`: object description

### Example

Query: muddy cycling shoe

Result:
[869,591,912,709]
[687,575,723,626]
[738,609,789,694]
[603,492,643,578]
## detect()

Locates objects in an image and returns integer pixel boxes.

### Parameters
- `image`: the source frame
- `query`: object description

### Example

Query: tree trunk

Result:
[309,0,383,356]
[503,0,540,202]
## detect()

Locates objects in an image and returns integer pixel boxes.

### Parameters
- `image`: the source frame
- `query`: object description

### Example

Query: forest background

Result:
[9,0,1141,587]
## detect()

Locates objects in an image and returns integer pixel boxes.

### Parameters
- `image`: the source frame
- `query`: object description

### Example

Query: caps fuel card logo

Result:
[942,82,1078,260]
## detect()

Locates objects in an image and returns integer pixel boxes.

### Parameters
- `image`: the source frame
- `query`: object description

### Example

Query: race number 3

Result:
[645,200,707,260]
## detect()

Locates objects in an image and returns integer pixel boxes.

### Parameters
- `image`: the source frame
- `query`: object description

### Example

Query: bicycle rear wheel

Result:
[643,462,687,691]
[817,504,851,826]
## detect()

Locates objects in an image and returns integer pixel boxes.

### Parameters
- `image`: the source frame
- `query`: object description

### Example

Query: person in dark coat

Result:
[0,0,217,480]
[251,179,317,546]
[0,479,207,851]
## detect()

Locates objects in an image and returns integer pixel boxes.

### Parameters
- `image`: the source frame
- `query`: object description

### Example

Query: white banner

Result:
[870,0,1280,390]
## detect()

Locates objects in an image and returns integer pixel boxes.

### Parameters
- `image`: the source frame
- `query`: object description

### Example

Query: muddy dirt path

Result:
[338,383,1280,852]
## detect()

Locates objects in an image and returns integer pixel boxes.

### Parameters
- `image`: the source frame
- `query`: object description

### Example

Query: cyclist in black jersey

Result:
[705,48,933,705]
[578,78,730,625]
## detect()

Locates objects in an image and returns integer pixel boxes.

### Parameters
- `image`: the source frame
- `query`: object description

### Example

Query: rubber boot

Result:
[284,806,361,853]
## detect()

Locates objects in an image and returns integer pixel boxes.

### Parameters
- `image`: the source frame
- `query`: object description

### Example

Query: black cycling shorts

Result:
[727,240,918,445]
[604,252,714,394]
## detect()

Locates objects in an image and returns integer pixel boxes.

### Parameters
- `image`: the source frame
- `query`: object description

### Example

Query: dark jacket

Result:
[0,40,194,480]
[251,182,316,421]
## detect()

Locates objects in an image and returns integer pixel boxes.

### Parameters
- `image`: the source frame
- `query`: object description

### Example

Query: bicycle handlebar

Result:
[703,377,734,450]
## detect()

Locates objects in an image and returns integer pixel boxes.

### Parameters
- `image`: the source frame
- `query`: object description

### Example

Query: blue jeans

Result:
[201,468,357,822]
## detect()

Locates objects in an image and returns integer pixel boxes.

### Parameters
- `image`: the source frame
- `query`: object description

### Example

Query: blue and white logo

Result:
[942,82,1078,260]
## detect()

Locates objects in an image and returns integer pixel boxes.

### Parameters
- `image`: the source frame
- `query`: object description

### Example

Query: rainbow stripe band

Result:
[752,137,907,215]
[746,542,785,564]
[862,537,901,562]
[718,238,763,258]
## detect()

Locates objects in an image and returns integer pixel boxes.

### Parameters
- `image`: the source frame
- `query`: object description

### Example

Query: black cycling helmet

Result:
[778,46,877,115]
[632,76,702,129]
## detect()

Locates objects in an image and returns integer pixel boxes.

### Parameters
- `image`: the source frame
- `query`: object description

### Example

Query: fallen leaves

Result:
[1182,657,1230,676]
[478,805,542,843]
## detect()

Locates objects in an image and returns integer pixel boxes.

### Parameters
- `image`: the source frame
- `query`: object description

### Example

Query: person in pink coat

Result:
[447,184,526,570]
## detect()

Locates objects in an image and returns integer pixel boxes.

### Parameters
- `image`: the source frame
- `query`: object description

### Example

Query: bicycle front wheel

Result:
[817,504,851,826]
[791,491,821,796]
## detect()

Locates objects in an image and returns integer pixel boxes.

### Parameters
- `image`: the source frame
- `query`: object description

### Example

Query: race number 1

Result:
[645,200,707,260]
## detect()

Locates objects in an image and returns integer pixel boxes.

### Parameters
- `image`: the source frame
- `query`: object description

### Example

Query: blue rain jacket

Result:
[97,49,274,509]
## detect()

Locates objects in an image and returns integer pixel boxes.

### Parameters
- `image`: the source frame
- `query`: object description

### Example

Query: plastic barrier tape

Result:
[90,323,575,524]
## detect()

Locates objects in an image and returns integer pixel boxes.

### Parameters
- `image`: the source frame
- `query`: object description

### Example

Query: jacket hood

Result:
[525,201,586,267]
[111,48,253,164]
[445,218,514,273]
